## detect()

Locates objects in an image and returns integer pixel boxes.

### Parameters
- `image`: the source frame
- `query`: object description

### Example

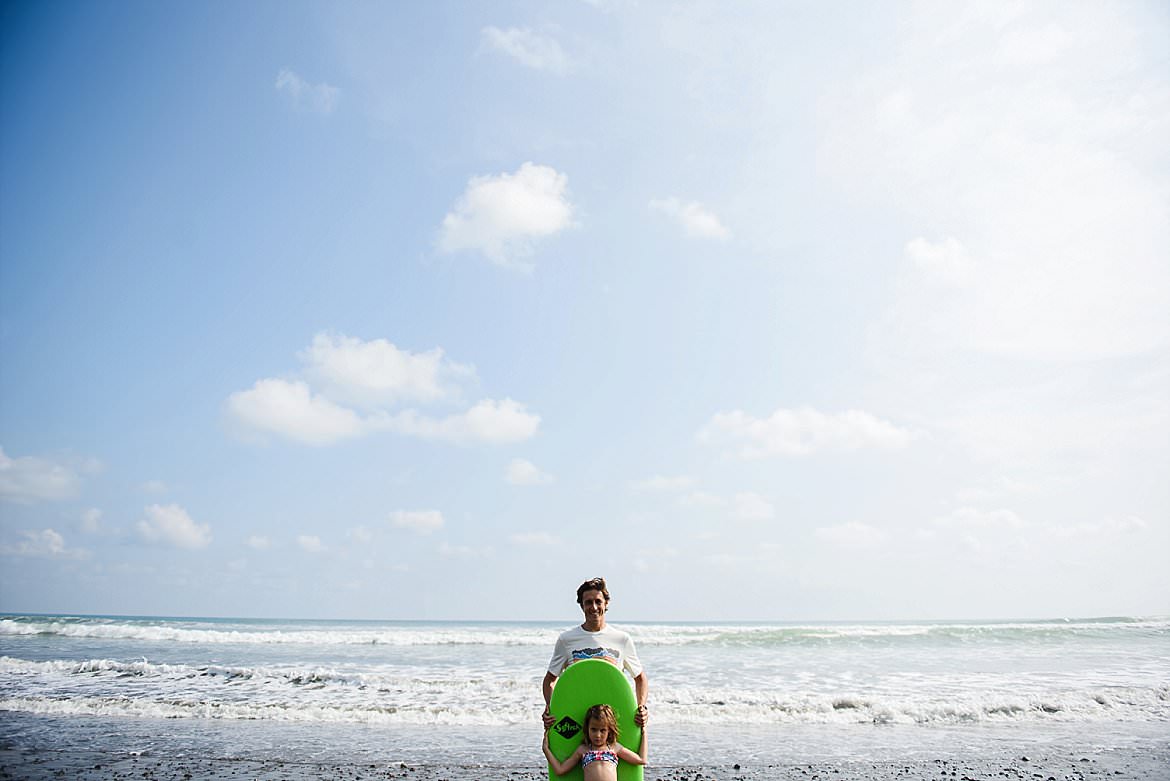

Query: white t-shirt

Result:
[547,623,644,678]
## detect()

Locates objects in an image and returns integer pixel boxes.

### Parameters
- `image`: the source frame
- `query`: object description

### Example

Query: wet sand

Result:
[2,745,1168,781]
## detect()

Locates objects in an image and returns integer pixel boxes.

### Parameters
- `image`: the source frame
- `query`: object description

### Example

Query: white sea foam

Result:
[3,684,1166,727]
[2,655,1167,728]
[0,696,473,725]
[3,616,1167,648]
[626,618,1170,646]
[3,615,1167,734]
[0,656,379,688]
[0,618,560,647]
[651,684,1170,726]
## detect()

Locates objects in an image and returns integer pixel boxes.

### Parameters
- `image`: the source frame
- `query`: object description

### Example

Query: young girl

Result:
[543,703,648,780]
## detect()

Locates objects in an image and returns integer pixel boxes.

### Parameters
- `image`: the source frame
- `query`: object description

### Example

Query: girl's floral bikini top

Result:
[581,748,619,768]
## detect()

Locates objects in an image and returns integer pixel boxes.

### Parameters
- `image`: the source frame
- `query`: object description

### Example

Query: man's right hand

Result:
[541,672,558,729]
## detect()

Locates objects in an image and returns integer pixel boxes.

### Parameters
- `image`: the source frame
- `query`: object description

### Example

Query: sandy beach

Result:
[3,745,1169,781]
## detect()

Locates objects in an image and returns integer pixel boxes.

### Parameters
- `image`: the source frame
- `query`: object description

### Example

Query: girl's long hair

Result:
[585,703,619,745]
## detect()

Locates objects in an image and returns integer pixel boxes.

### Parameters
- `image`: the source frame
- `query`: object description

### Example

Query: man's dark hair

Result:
[576,577,610,605]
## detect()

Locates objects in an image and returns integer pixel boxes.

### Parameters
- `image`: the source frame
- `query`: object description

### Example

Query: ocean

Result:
[1,614,1167,768]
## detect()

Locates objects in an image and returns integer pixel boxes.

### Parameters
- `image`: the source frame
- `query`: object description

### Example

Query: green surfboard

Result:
[547,658,643,781]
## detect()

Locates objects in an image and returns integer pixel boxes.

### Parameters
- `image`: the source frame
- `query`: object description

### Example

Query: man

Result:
[542,576,648,729]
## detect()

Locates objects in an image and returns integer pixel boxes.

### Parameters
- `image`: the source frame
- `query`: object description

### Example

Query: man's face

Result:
[579,589,607,626]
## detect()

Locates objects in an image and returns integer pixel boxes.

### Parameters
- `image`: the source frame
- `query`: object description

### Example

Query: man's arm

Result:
[541,671,557,728]
[633,671,648,727]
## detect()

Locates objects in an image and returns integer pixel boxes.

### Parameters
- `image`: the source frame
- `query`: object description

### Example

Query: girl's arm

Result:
[615,728,648,766]
[543,731,583,776]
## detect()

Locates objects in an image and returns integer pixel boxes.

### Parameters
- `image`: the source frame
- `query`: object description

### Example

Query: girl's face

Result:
[587,717,610,748]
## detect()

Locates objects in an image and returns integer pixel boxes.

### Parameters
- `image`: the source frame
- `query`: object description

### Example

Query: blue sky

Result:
[2,0,1167,622]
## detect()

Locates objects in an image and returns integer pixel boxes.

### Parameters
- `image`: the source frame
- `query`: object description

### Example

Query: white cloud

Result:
[377,399,540,444]
[674,489,774,522]
[633,546,681,573]
[956,475,1051,502]
[993,19,1076,67]
[676,490,774,520]
[389,509,444,535]
[630,475,693,492]
[245,535,271,550]
[703,542,785,571]
[915,365,1170,472]
[510,531,561,545]
[680,490,724,508]
[919,507,1029,555]
[904,236,974,287]
[1047,515,1148,539]
[347,526,374,544]
[933,507,1026,531]
[825,5,1169,362]
[438,162,575,269]
[0,447,81,503]
[649,197,730,239]
[80,508,102,534]
[140,480,168,495]
[0,528,88,559]
[299,332,474,407]
[733,491,775,521]
[909,505,1155,575]
[137,504,212,550]
[225,378,364,446]
[297,534,325,553]
[275,69,339,114]
[480,26,569,74]
[506,458,553,485]
[816,522,888,550]
[699,407,914,458]
[227,336,539,448]
[439,541,494,559]
[454,399,541,442]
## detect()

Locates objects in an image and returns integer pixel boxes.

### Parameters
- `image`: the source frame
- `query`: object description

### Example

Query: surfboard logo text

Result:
[553,716,582,740]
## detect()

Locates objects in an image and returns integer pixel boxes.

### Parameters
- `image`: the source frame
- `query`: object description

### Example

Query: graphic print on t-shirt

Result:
[571,646,621,665]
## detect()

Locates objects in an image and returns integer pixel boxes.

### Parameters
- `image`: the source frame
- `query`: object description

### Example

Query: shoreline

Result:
[2,746,1168,781]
